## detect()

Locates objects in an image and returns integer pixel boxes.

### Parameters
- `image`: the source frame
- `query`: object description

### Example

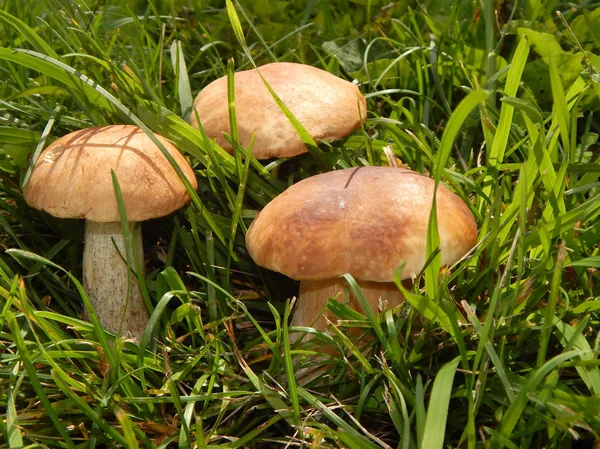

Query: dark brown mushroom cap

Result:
[246,166,478,281]
[24,125,198,222]
[190,62,367,159]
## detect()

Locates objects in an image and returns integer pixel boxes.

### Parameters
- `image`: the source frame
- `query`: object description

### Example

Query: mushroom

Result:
[246,166,478,344]
[190,62,367,159]
[24,125,198,340]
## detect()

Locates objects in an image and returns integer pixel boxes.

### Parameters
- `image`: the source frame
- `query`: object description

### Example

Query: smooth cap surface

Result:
[190,62,367,159]
[24,125,198,222]
[246,166,478,281]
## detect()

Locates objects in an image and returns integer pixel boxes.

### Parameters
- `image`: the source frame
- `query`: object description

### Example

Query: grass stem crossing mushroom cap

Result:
[190,62,367,159]
[24,125,197,222]
[246,166,478,282]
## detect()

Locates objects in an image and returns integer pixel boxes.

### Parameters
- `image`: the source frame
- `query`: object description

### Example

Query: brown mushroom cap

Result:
[190,62,367,159]
[246,166,478,282]
[24,125,198,222]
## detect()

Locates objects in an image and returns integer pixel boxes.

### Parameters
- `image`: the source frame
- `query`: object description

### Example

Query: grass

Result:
[1,0,600,448]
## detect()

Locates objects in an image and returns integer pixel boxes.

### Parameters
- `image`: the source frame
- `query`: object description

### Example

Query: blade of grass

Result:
[537,242,567,367]
[492,350,592,449]
[420,356,461,449]
[170,40,193,121]
[224,318,295,424]
[548,53,571,160]
[167,378,191,449]
[50,370,129,446]
[343,274,415,405]
[0,9,58,57]
[0,48,115,117]
[226,58,242,178]
[280,298,301,429]
[114,408,141,449]
[22,104,61,188]
[6,310,77,449]
[462,300,515,401]
[5,362,24,448]
[553,317,600,395]
[7,249,116,367]
[487,37,529,168]
[110,171,137,339]
[427,88,488,297]
[296,387,370,441]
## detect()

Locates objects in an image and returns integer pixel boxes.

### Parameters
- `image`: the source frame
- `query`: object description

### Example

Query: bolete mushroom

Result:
[24,125,198,340]
[190,62,367,159]
[246,166,478,341]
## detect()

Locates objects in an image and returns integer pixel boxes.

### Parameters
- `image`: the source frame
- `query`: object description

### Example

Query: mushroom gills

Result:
[82,220,149,340]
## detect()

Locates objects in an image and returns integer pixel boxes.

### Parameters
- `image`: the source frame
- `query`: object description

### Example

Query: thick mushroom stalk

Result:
[82,221,149,340]
[292,278,405,338]
[291,278,406,383]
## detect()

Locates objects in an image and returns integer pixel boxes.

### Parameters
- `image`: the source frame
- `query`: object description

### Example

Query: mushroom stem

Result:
[290,278,406,383]
[82,220,149,341]
[292,278,405,338]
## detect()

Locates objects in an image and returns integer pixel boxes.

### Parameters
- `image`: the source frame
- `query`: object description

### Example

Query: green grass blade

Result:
[5,363,24,448]
[427,88,488,296]
[170,40,193,120]
[487,37,529,167]
[0,48,115,115]
[225,0,248,52]
[258,69,330,171]
[415,374,426,448]
[492,350,592,449]
[6,311,77,449]
[566,256,600,267]
[50,370,129,446]
[434,88,490,180]
[280,299,301,428]
[342,274,387,344]
[167,379,191,449]
[228,415,282,449]
[226,58,242,178]
[462,301,515,401]
[114,408,141,449]
[7,249,116,367]
[420,356,461,449]
[424,193,441,298]
[334,429,382,449]
[22,103,61,188]
[548,53,571,159]
[0,9,58,57]
[553,317,600,395]
[395,276,454,335]
[110,170,136,338]
[297,387,368,441]
[537,242,567,367]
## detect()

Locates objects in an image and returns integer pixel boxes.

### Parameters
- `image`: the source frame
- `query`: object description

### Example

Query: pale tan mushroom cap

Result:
[246,167,478,282]
[190,62,367,159]
[24,125,198,222]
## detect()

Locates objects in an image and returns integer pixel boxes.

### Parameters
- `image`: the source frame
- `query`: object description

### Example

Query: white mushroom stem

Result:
[291,277,406,342]
[82,220,149,341]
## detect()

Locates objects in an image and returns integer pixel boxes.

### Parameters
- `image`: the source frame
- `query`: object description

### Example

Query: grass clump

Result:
[1,1,600,448]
